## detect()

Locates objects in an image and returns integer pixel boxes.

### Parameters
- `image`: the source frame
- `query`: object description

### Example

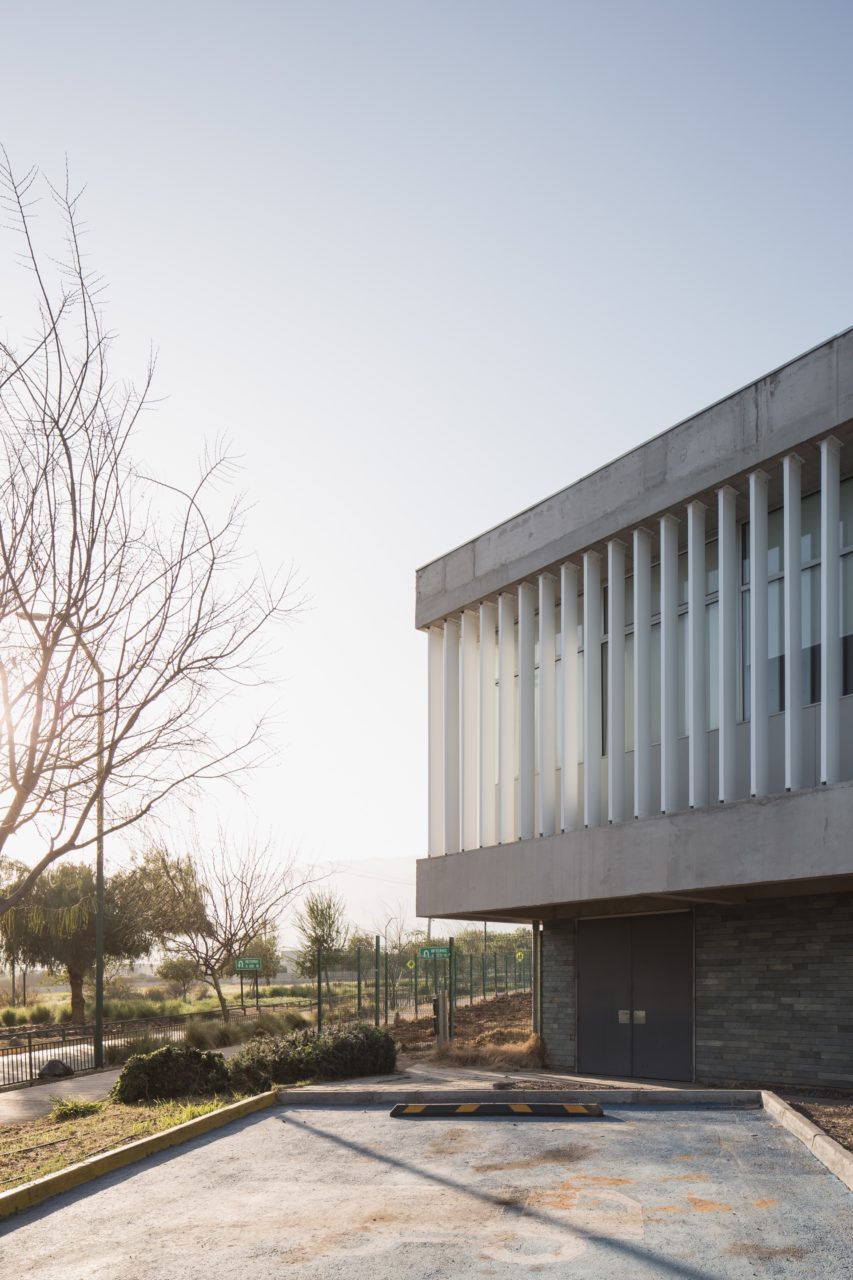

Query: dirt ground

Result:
[783,1090,853,1155]
[392,991,532,1052]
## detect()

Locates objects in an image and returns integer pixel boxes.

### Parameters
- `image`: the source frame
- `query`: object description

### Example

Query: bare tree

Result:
[0,152,295,915]
[132,836,313,1020]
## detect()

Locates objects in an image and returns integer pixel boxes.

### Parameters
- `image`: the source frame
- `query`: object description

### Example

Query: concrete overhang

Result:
[416,327,853,629]
[416,780,853,922]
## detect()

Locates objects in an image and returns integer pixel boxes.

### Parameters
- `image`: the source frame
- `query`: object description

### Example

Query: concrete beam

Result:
[416,778,853,919]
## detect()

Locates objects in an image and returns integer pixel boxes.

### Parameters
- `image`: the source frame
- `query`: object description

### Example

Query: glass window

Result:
[801,493,821,565]
[742,589,751,721]
[625,632,634,751]
[677,611,688,737]
[651,622,661,744]
[678,552,689,607]
[706,539,719,596]
[577,651,584,764]
[651,563,661,617]
[601,641,608,757]
[742,524,750,587]
[841,478,853,552]
[768,507,784,577]
[769,577,785,714]
[802,564,821,704]
[625,574,634,628]
[842,552,853,697]
[706,600,719,730]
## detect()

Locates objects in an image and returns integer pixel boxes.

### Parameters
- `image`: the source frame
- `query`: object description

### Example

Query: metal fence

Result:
[0,940,534,1090]
[314,939,533,1046]
[0,1002,293,1091]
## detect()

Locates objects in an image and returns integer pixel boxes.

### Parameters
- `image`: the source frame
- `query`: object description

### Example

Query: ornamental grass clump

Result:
[110,1043,230,1104]
[228,1024,396,1092]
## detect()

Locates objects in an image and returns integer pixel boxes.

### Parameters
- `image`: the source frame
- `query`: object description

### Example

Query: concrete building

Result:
[415,330,853,1085]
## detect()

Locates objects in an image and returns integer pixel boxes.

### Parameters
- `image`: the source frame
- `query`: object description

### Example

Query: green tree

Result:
[156,955,201,1000]
[0,863,154,1022]
[295,891,349,993]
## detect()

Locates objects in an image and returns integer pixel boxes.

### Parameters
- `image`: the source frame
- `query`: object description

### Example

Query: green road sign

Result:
[235,957,261,972]
[419,946,450,959]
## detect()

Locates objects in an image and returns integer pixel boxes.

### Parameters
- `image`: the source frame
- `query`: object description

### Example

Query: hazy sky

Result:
[2,1,853,929]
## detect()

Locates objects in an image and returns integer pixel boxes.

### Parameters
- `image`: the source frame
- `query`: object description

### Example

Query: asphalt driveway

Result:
[1,1104,850,1277]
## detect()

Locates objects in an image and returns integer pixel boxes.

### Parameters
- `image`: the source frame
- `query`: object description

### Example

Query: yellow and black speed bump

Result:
[390,1102,603,1119]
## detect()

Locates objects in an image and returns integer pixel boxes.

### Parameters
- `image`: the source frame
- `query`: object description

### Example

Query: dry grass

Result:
[429,1032,545,1070]
[0,1095,235,1191]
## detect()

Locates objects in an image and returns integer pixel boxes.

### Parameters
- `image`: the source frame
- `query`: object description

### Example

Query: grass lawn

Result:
[0,1095,239,1191]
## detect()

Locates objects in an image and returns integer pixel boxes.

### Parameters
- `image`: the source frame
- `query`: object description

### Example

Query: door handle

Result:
[634,1010,646,1024]
[618,1009,630,1024]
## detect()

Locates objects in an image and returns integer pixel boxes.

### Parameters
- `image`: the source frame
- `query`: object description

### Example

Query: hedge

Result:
[228,1024,396,1092]
[110,1043,230,1103]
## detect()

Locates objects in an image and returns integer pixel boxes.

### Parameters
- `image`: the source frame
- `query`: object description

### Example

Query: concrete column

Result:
[478,601,498,845]
[427,625,445,855]
[583,550,602,828]
[560,563,580,831]
[607,539,626,823]
[498,592,516,843]
[460,610,479,850]
[718,486,738,803]
[442,618,460,855]
[517,582,536,840]
[660,514,679,814]
[687,501,707,807]
[538,574,557,837]
[783,455,802,791]
[749,470,769,796]
[633,528,653,818]
[820,436,841,785]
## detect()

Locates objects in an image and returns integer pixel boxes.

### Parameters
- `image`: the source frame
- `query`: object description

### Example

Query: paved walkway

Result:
[0,1044,245,1124]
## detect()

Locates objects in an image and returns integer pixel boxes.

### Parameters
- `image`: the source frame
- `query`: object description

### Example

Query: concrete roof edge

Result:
[415,325,853,629]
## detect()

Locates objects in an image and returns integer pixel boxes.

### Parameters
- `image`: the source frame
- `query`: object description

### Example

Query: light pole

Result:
[17,611,105,1067]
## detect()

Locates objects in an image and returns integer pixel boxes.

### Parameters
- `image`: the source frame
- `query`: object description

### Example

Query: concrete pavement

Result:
[2,1103,849,1277]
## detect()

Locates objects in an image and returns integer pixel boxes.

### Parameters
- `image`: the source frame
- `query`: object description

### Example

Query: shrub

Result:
[28,1004,52,1024]
[58,1007,73,1023]
[0,1008,16,1027]
[111,1044,231,1104]
[248,1011,307,1039]
[142,986,167,1003]
[212,1022,244,1047]
[50,1096,103,1121]
[184,1018,218,1050]
[228,1024,396,1093]
[105,1034,170,1066]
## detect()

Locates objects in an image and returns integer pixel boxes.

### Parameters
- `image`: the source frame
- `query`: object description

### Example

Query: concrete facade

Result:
[416,331,853,1084]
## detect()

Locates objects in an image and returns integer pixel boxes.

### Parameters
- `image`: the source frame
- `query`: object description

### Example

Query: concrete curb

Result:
[277,1086,762,1107]
[0,1090,278,1221]
[761,1090,853,1192]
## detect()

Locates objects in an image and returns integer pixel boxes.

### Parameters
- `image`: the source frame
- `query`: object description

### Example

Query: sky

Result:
[2,1,853,937]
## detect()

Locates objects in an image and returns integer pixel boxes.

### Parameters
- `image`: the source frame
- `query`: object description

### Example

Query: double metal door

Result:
[577,913,693,1081]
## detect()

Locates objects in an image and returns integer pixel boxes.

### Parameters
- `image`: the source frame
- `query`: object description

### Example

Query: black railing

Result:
[0,1002,295,1090]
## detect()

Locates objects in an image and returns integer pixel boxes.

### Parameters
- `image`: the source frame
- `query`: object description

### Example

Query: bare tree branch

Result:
[0,152,299,914]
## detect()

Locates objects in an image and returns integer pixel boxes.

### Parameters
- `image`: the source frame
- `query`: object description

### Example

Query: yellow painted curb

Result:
[0,1090,278,1221]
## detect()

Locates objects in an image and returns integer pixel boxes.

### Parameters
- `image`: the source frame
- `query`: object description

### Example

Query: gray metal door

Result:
[577,918,632,1076]
[577,913,693,1081]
